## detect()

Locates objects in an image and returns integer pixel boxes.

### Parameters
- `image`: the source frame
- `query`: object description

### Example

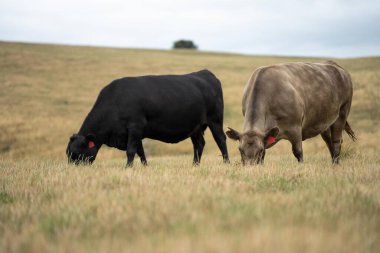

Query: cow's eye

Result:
[80,142,87,148]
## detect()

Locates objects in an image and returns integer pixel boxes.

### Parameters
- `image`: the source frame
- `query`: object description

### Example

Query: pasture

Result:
[1,41,380,252]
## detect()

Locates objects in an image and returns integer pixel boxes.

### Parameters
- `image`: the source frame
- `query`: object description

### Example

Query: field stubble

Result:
[1,153,380,253]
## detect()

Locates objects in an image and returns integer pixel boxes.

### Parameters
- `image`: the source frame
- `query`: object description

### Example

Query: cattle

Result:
[226,61,356,165]
[66,70,229,166]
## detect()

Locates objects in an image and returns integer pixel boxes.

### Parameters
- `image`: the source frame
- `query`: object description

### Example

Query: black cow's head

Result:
[66,133,98,165]
[226,127,279,165]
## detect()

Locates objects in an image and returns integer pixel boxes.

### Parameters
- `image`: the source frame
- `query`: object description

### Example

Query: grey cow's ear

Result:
[264,127,279,147]
[226,127,241,141]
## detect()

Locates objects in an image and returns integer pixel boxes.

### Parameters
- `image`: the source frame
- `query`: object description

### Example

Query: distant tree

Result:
[173,40,198,50]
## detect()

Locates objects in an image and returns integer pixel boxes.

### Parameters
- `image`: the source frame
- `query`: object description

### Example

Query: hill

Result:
[1,41,379,161]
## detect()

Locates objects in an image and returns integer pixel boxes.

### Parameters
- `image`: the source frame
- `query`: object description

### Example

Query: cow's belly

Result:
[143,112,207,143]
[301,110,340,140]
[145,122,206,143]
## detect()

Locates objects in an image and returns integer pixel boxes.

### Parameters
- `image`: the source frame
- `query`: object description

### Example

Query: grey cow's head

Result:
[66,134,98,165]
[226,127,279,165]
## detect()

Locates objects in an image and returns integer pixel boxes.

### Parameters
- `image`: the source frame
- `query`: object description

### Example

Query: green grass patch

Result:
[0,192,14,204]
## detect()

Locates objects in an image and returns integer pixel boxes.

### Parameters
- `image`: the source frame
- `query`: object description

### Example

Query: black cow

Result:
[66,70,229,166]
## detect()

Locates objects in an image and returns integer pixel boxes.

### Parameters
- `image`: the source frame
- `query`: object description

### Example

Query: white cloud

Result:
[0,0,379,57]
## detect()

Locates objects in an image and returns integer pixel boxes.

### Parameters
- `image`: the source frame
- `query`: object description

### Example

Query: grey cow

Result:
[226,61,356,165]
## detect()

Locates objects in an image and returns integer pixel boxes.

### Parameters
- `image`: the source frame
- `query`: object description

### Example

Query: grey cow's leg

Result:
[191,133,205,165]
[291,141,304,162]
[330,120,346,164]
[289,129,303,162]
[330,103,351,164]
[321,129,334,159]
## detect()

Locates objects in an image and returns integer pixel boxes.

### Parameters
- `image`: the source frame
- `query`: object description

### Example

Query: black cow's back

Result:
[83,70,223,144]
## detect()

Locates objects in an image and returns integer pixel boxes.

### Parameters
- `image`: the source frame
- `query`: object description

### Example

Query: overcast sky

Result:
[1,0,379,58]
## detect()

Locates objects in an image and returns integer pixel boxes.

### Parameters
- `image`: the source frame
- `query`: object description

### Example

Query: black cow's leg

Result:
[136,140,147,166]
[208,121,229,163]
[321,129,334,159]
[191,133,205,165]
[126,129,142,167]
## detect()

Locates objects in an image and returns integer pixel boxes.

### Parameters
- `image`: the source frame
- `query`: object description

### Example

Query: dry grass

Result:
[1,154,380,253]
[1,41,380,252]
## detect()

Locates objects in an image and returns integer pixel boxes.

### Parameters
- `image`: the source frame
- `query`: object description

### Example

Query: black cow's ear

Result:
[70,134,77,141]
[86,134,96,142]
[226,127,241,141]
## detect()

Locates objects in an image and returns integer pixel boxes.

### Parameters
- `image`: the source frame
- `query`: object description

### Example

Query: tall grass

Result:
[1,154,379,253]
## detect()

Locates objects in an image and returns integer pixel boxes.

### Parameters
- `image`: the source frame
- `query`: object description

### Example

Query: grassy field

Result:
[1,41,380,252]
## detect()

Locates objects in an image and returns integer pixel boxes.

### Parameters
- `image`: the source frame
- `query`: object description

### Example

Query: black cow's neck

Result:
[78,109,123,150]
[78,111,106,146]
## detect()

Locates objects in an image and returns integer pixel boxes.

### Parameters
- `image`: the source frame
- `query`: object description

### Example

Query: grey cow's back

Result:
[243,61,353,140]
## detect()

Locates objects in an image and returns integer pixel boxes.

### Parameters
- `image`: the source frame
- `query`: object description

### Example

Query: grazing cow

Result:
[226,61,356,165]
[66,70,229,166]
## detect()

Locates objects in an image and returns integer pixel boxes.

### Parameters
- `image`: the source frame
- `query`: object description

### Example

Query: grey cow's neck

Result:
[243,102,268,134]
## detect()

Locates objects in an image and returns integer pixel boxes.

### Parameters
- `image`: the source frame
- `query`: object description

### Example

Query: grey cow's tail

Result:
[345,121,357,141]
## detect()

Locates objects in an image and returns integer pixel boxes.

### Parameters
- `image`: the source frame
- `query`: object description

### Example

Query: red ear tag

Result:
[88,141,95,149]
[267,136,276,145]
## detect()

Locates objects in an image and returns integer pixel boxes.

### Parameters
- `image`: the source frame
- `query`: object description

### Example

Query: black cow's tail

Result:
[345,121,357,141]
